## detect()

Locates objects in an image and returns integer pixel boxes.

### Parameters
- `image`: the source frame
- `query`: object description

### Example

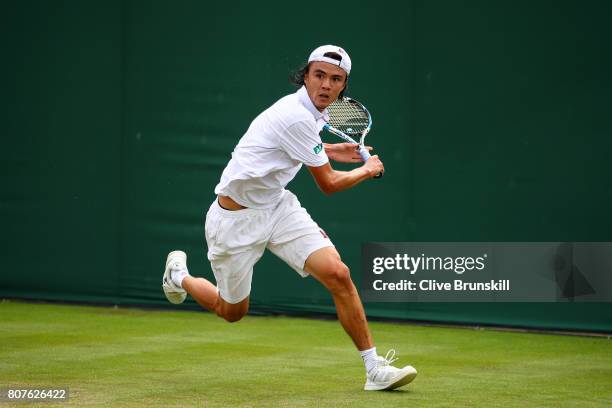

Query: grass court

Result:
[1,301,610,407]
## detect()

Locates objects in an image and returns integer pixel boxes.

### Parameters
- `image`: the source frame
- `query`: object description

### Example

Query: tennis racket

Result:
[323,97,382,178]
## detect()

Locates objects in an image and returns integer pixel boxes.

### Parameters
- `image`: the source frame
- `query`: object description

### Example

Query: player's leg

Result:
[303,246,372,350]
[304,247,417,390]
[162,250,251,322]
[269,236,369,346]
[267,190,417,390]
[270,238,417,390]
[181,276,249,322]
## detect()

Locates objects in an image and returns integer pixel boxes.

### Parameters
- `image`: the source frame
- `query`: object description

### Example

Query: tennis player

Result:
[162,45,417,391]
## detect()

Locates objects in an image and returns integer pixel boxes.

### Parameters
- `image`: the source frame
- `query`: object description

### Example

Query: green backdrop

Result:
[2,0,611,332]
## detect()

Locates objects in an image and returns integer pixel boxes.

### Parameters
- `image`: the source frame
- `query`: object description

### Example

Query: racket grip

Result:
[359,147,383,179]
[358,146,371,161]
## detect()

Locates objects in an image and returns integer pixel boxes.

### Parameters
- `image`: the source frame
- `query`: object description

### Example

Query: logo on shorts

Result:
[313,143,323,154]
[319,229,328,239]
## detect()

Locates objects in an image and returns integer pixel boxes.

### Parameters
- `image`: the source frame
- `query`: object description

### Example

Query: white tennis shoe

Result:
[162,250,187,304]
[364,349,417,391]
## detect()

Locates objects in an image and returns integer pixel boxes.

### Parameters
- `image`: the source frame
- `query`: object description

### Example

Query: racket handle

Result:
[358,146,371,161]
[359,147,383,179]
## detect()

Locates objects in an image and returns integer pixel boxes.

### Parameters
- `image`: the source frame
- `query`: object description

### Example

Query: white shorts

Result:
[204,190,334,304]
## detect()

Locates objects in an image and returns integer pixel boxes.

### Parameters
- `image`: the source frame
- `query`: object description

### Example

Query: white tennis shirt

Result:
[214,86,330,209]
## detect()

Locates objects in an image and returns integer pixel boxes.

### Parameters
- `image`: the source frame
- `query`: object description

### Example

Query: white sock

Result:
[360,347,378,374]
[170,264,189,288]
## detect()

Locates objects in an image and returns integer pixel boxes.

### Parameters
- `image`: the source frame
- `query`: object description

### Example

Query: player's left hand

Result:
[324,143,373,163]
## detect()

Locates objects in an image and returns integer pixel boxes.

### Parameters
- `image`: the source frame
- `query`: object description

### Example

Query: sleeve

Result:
[279,120,329,167]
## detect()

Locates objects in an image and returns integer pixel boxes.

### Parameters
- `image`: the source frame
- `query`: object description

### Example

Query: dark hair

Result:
[289,52,349,99]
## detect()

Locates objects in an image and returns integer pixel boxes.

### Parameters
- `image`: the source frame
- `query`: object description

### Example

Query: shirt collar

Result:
[297,86,329,122]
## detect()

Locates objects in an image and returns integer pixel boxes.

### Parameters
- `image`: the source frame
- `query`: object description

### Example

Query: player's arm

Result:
[307,156,384,195]
[324,142,373,163]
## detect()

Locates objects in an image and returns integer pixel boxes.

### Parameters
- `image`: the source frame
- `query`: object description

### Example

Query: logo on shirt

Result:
[313,143,323,154]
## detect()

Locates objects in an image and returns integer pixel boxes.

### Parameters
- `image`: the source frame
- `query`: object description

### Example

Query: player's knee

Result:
[222,312,245,323]
[323,261,352,293]
[217,301,248,323]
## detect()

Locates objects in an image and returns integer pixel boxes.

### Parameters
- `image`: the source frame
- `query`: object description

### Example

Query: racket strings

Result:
[327,99,369,136]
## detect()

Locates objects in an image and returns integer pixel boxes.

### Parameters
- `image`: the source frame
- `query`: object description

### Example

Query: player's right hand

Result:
[364,155,384,178]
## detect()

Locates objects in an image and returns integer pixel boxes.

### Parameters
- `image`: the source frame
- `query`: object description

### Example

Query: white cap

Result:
[308,45,352,75]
